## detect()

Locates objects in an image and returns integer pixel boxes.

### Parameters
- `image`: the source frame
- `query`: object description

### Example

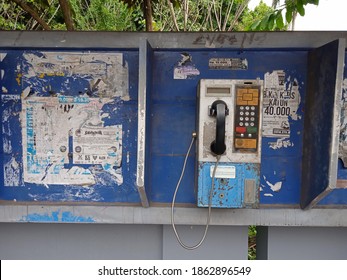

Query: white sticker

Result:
[262,70,301,138]
[210,165,236,179]
[209,58,248,70]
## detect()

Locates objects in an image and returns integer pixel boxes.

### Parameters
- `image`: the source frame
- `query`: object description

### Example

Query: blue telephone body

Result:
[196,79,263,208]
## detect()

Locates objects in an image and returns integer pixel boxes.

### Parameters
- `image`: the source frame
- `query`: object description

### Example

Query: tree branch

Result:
[167,0,179,31]
[10,0,51,30]
[143,0,153,31]
[58,0,75,31]
[183,0,188,31]
[222,0,234,31]
[228,0,250,31]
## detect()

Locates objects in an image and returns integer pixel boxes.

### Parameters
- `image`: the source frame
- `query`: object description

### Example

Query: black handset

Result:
[209,100,229,155]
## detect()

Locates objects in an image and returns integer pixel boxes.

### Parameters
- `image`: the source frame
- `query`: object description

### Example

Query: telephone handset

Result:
[209,100,229,155]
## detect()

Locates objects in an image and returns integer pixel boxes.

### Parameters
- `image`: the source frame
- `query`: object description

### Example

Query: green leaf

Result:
[308,0,319,5]
[276,12,284,29]
[268,14,275,30]
[286,6,293,23]
[297,1,306,16]
[260,16,269,30]
[250,20,261,31]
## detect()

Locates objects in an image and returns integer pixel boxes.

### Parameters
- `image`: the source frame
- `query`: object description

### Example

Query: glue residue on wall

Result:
[17,51,129,187]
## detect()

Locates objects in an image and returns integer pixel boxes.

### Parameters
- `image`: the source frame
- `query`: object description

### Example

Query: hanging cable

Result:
[171,132,221,250]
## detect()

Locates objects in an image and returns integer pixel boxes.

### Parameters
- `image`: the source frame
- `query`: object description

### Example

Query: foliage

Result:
[152,0,273,32]
[0,0,317,32]
[236,1,276,31]
[0,0,137,31]
[248,225,257,260]
[251,0,319,30]
[69,0,137,31]
[0,0,26,30]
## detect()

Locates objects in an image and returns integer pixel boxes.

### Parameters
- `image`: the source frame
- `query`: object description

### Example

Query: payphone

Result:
[172,79,263,250]
[196,79,263,208]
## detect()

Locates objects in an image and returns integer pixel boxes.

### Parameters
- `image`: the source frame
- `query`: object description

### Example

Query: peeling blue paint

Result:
[21,210,95,223]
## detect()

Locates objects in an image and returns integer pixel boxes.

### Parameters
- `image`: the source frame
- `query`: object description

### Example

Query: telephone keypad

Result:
[234,86,260,152]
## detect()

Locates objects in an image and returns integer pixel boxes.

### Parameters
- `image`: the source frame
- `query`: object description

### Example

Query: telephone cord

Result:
[171,133,221,250]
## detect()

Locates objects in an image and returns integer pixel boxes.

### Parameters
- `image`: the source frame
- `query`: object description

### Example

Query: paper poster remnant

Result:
[21,96,122,186]
[1,53,10,95]
[174,53,200,79]
[22,52,129,100]
[339,78,347,166]
[2,96,24,186]
[209,58,248,70]
[0,52,7,62]
[263,70,301,149]
[4,157,21,187]
[269,138,294,150]
[262,175,282,197]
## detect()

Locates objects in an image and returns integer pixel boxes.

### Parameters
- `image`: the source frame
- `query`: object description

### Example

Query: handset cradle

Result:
[209,100,229,156]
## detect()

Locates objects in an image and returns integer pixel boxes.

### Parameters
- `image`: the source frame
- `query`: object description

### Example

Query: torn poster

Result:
[339,78,347,166]
[21,96,122,186]
[262,70,301,139]
[21,51,129,100]
[173,52,200,79]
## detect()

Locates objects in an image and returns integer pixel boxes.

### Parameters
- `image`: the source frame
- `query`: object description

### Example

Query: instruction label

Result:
[210,165,236,179]
[209,58,248,70]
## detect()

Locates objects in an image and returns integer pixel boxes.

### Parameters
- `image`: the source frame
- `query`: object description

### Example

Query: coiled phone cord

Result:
[171,132,221,250]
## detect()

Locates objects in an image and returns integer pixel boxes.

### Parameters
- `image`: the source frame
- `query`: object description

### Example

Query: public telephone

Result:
[171,78,263,250]
[196,79,263,208]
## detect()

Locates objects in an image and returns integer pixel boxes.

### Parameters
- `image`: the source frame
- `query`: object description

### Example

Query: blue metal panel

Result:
[197,162,260,208]
[321,50,347,206]
[301,40,345,209]
[2,44,347,208]
[0,50,141,203]
[149,50,307,206]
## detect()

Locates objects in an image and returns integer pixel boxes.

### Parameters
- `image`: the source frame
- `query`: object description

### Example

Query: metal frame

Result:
[1,31,347,226]
[1,204,347,226]
[1,31,347,49]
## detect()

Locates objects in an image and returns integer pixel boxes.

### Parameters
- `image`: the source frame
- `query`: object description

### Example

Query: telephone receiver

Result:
[209,100,229,155]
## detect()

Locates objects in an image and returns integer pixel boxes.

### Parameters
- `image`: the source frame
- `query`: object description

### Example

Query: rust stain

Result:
[15,73,22,85]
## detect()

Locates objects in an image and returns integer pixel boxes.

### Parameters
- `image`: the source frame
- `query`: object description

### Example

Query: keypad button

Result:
[247,127,257,134]
[236,127,246,133]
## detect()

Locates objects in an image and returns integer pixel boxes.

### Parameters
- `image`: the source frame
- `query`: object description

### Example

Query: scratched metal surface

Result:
[0,49,141,203]
[149,49,306,205]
